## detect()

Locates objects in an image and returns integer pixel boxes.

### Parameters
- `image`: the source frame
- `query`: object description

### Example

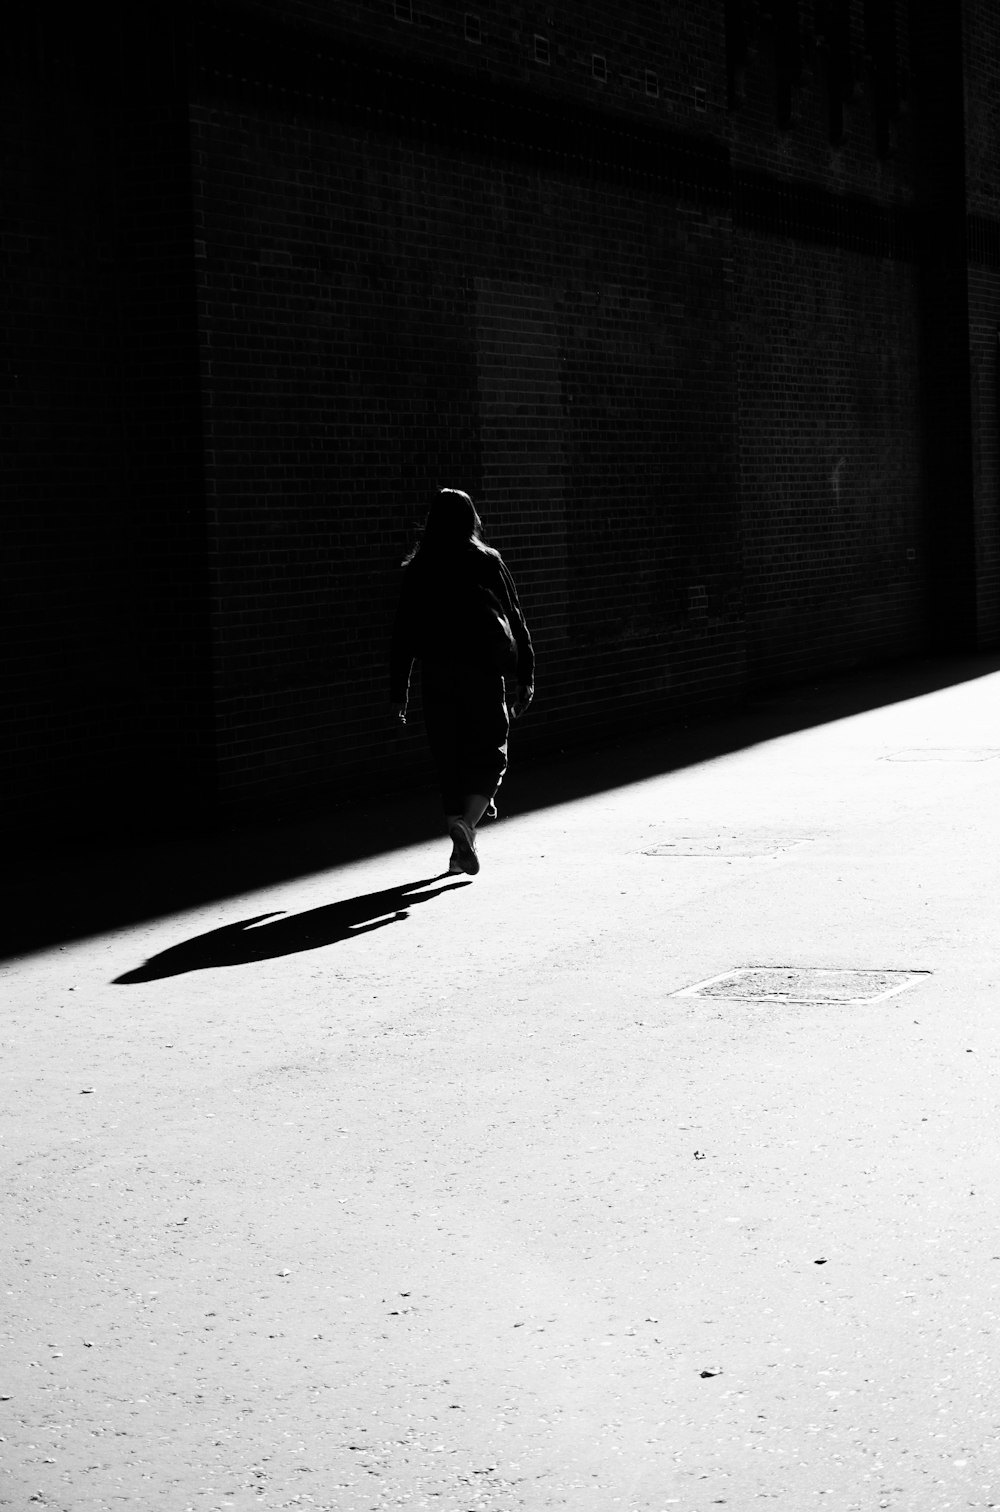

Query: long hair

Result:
[403,488,487,566]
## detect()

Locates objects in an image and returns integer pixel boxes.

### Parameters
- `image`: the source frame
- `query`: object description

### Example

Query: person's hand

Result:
[390,701,407,726]
[510,683,533,718]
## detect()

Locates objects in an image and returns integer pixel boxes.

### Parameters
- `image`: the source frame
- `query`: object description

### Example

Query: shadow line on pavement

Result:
[8,649,1000,962]
[112,875,472,983]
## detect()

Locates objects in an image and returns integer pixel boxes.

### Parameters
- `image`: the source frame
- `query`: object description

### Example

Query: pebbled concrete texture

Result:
[4,656,1000,1511]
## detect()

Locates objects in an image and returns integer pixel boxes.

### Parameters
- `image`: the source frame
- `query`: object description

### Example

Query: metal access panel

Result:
[673,967,930,1005]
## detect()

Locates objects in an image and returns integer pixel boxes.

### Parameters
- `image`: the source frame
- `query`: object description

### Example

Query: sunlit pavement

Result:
[4,658,1000,1511]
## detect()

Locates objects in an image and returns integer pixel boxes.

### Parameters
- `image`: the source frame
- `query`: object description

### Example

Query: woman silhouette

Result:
[390,489,534,875]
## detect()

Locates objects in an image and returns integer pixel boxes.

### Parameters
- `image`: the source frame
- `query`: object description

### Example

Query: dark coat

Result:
[390,543,534,703]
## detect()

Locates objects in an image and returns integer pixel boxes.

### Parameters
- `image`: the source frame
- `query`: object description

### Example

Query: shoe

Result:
[448,844,464,875]
[448,819,480,876]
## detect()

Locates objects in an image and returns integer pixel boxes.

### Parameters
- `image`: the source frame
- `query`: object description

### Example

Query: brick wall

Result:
[191,37,742,809]
[224,0,725,131]
[3,9,212,844]
[189,1,942,814]
[727,0,913,195]
[967,268,1000,647]
[7,1,1000,838]
[2,15,129,837]
[962,0,1000,645]
[726,0,928,683]
[736,232,925,682]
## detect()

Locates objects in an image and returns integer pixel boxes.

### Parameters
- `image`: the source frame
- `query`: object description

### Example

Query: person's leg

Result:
[447,674,509,874]
[422,664,464,863]
[445,791,491,875]
[460,673,508,822]
[445,810,465,874]
[448,814,480,874]
[462,793,491,828]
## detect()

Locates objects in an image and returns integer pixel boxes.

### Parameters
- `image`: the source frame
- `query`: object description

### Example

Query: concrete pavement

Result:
[4,655,1000,1511]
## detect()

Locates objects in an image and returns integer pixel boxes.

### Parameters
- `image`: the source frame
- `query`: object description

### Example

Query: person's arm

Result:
[390,572,416,719]
[497,558,534,714]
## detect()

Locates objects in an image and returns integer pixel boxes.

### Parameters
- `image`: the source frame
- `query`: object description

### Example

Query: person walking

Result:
[390,488,534,876]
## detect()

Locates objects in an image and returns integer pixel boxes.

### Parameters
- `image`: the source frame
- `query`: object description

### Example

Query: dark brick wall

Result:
[225,0,725,131]
[736,233,925,682]
[189,1,940,813]
[191,60,742,808]
[2,17,128,835]
[727,0,913,193]
[967,269,1000,647]
[962,0,1000,645]
[908,1,978,649]
[962,0,1000,223]
[3,9,213,843]
[7,1,1000,837]
[725,0,928,683]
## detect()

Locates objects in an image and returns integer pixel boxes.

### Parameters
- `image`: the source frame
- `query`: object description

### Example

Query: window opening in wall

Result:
[394,0,413,22]
[694,84,707,110]
[465,13,482,45]
[645,69,659,98]
[592,53,607,83]
[534,34,550,65]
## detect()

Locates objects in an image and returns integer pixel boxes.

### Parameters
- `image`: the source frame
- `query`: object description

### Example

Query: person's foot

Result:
[448,819,480,875]
[448,844,464,875]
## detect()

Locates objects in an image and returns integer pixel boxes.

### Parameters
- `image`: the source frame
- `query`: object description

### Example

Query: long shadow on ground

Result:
[8,649,1000,960]
[113,875,471,983]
